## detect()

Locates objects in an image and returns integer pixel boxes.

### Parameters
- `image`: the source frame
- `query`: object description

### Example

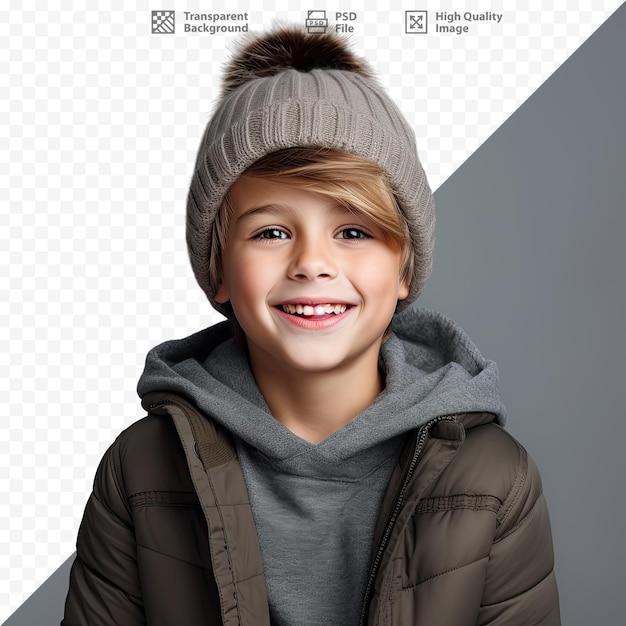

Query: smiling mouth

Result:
[279,303,349,316]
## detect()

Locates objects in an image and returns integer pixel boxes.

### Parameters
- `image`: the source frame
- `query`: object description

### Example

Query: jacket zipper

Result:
[358,414,458,626]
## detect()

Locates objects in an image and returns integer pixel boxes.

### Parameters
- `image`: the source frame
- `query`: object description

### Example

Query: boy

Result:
[63,26,560,625]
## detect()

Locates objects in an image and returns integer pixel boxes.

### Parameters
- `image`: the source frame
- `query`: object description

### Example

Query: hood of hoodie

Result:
[137,307,506,464]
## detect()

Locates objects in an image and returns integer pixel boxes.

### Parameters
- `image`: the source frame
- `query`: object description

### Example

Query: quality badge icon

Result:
[405,11,427,34]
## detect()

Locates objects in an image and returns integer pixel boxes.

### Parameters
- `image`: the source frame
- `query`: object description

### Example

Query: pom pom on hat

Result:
[221,26,373,95]
[186,25,435,316]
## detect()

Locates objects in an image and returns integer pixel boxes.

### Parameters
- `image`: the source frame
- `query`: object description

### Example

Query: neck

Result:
[248,349,383,444]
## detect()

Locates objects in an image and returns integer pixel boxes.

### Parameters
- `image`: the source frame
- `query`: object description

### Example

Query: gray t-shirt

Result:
[235,427,404,625]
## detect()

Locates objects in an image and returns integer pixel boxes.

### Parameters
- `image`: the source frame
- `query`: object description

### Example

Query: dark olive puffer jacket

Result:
[62,392,560,625]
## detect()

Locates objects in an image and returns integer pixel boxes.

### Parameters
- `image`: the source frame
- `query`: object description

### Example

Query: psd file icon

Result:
[306,10,329,34]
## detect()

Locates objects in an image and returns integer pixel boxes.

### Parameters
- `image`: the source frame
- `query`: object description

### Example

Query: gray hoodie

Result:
[137,307,506,625]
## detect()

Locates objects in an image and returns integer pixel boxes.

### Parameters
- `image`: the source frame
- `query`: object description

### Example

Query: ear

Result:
[397,276,410,301]
[214,280,230,304]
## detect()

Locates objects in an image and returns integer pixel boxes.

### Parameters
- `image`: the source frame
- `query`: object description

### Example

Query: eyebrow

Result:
[235,204,290,224]
[236,202,356,224]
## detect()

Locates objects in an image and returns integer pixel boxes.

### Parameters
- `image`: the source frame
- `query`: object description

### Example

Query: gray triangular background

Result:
[5,3,626,624]
[420,4,625,623]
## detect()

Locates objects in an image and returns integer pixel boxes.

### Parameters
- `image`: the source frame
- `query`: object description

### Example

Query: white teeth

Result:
[281,303,348,316]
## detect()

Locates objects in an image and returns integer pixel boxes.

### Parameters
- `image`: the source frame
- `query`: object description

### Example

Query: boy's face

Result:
[215,175,409,377]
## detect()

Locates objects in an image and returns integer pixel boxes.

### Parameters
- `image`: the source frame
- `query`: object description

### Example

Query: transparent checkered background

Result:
[1,0,621,618]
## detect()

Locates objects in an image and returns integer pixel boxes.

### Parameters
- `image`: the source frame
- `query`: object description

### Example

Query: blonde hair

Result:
[209,147,414,296]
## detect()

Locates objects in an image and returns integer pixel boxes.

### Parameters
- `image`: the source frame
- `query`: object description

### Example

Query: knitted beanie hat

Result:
[187,26,435,315]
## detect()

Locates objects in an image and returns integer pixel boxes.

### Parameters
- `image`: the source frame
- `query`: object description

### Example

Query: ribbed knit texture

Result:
[187,40,436,315]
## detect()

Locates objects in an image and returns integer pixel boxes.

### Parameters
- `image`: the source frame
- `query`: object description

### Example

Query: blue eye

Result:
[254,228,288,240]
[337,228,370,240]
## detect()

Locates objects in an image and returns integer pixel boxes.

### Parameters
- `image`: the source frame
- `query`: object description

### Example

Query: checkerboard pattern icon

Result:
[152,10,175,34]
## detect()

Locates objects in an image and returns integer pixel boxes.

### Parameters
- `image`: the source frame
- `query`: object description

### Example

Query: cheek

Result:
[356,249,405,298]
[223,248,274,308]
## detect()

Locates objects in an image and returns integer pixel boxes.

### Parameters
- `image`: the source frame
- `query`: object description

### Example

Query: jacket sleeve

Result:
[477,442,560,625]
[62,438,146,626]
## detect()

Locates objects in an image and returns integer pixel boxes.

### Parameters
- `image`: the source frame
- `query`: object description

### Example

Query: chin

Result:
[283,354,348,374]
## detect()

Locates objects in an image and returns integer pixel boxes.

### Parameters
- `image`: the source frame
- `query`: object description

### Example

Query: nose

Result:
[287,234,338,281]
